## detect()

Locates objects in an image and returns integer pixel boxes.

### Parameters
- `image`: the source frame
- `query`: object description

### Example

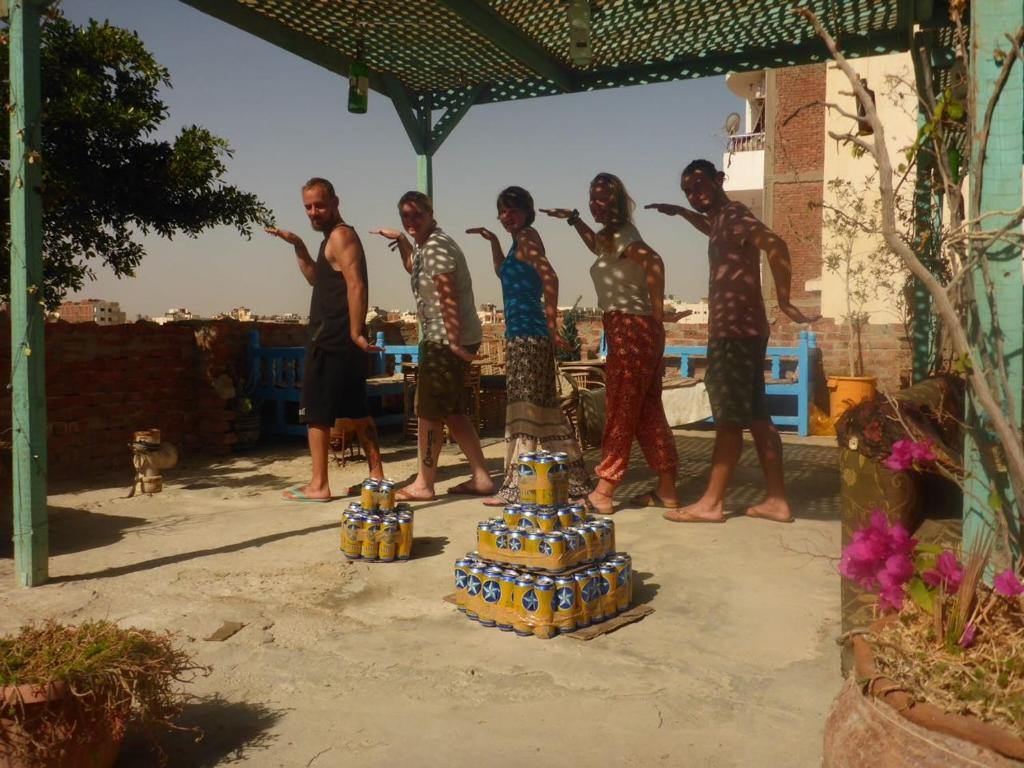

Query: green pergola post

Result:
[963,0,1024,566]
[8,0,48,586]
[417,96,433,197]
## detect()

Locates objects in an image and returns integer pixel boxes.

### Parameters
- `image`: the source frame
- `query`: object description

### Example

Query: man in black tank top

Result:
[266,177,386,502]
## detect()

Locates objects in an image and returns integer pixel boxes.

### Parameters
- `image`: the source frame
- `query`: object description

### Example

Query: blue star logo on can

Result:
[496,534,508,549]
[522,589,539,612]
[598,577,610,596]
[617,568,628,587]
[582,578,600,603]
[466,575,482,596]
[556,587,575,610]
[539,539,552,555]
[483,580,501,603]
[509,536,523,552]
[455,570,468,589]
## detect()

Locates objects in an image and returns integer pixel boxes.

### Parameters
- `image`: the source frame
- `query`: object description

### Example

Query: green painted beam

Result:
[964,0,1023,569]
[430,86,483,154]
[8,0,48,587]
[434,0,574,92]
[177,0,389,96]
[383,74,429,155]
[417,153,433,198]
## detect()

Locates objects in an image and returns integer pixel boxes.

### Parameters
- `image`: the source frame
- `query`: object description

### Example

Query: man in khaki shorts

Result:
[371,191,495,501]
[647,159,817,523]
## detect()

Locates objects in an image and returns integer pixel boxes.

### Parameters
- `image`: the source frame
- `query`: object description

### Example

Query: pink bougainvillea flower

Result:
[959,623,977,649]
[923,551,964,591]
[993,569,1024,597]
[909,440,937,464]
[839,510,918,611]
[883,440,914,471]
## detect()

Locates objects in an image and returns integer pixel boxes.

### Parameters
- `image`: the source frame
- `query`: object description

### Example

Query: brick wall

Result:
[769,63,827,309]
[0,319,310,484]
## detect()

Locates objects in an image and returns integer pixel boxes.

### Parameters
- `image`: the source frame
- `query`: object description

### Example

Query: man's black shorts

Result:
[299,344,370,425]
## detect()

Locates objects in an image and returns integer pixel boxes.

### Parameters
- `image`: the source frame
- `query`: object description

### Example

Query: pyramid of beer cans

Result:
[339,479,414,562]
[452,450,635,639]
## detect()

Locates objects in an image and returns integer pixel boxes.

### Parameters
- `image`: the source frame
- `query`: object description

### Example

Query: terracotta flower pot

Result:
[827,375,878,422]
[0,682,125,768]
[822,624,1024,767]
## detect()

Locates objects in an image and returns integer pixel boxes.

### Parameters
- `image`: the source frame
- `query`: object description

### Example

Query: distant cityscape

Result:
[52,296,711,327]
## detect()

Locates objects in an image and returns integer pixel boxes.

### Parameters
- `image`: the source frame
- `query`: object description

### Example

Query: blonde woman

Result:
[541,173,678,514]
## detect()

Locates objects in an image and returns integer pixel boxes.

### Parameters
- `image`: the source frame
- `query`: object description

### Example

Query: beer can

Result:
[503,504,522,529]
[575,570,597,627]
[568,503,588,525]
[377,518,399,562]
[494,527,510,553]
[394,502,413,515]
[506,531,525,558]
[541,532,567,570]
[496,570,516,631]
[517,508,537,531]
[524,532,545,563]
[553,575,578,634]
[531,577,556,639]
[339,511,357,557]
[599,563,618,618]
[584,567,606,623]
[512,574,535,636]
[347,501,363,514]
[454,557,472,612]
[579,525,599,562]
[361,479,380,510]
[360,514,381,560]
[552,452,570,504]
[536,508,559,533]
[556,506,575,530]
[397,512,414,560]
[534,456,556,506]
[620,553,634,605]
[608,557,631,612]
[377,480,396,512]
[477,521,495,554]
[479,566,503,628]
[465,563,486,621]
[517,453,537,503]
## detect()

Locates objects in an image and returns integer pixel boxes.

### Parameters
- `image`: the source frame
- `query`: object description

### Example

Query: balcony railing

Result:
[727,132,765,153]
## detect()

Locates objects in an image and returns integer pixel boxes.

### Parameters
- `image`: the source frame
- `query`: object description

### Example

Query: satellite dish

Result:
[725,112,742,135]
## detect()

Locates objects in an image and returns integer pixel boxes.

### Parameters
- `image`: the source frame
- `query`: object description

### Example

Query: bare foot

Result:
[663,499,726,523]
[630,490,679,509]
[447,478,497,496]
[745,498,794,523]
[587,489,616,515]
[396,485,435,502]
[482,496,507,507]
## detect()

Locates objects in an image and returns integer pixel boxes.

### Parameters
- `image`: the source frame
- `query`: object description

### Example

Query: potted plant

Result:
[824,437,1024,766]
[820,178,902,421]
[0,620,206,767]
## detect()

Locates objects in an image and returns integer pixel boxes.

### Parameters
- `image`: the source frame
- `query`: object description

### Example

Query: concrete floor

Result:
[0,431,842,767]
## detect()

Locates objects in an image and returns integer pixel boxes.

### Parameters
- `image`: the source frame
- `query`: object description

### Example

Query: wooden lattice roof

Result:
[180,0,948,111]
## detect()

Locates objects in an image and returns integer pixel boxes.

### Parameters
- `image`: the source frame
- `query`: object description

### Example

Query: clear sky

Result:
[63,0,743,319]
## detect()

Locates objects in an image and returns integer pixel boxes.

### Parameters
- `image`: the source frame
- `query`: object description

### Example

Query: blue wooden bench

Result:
[597,330,818,436]
[246,330,419,436]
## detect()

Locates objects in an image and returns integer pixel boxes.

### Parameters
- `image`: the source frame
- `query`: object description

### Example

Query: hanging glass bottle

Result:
[567,0,593,68]
[348,41,369,114]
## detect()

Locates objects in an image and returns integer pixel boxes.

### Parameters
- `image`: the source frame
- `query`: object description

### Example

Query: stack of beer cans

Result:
[475,504,615,571]
[516,450,571,506]
[452,553,633,639]
[339,478,414,562]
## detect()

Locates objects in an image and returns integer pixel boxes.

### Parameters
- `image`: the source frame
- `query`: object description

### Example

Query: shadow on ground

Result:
[116,696,285,767]
[0,506,148,560]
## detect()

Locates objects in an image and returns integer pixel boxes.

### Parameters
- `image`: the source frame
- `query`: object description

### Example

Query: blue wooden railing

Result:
[598,329,818,436]
[246,331,419,436]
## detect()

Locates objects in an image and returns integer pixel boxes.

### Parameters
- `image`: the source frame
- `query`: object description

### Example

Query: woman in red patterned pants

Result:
[542,173,678,514]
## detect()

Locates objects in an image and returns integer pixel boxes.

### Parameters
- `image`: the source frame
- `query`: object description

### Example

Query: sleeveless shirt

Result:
[307,223,367,351]
[499,241,548,338]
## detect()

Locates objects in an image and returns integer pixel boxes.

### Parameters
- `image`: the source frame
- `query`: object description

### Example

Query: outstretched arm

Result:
[369,228,415,274]
[265,227,315,285]
[465,227,505,275]
[540,208,598,254]
[644,203,711,236]
[747,218,821,324]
